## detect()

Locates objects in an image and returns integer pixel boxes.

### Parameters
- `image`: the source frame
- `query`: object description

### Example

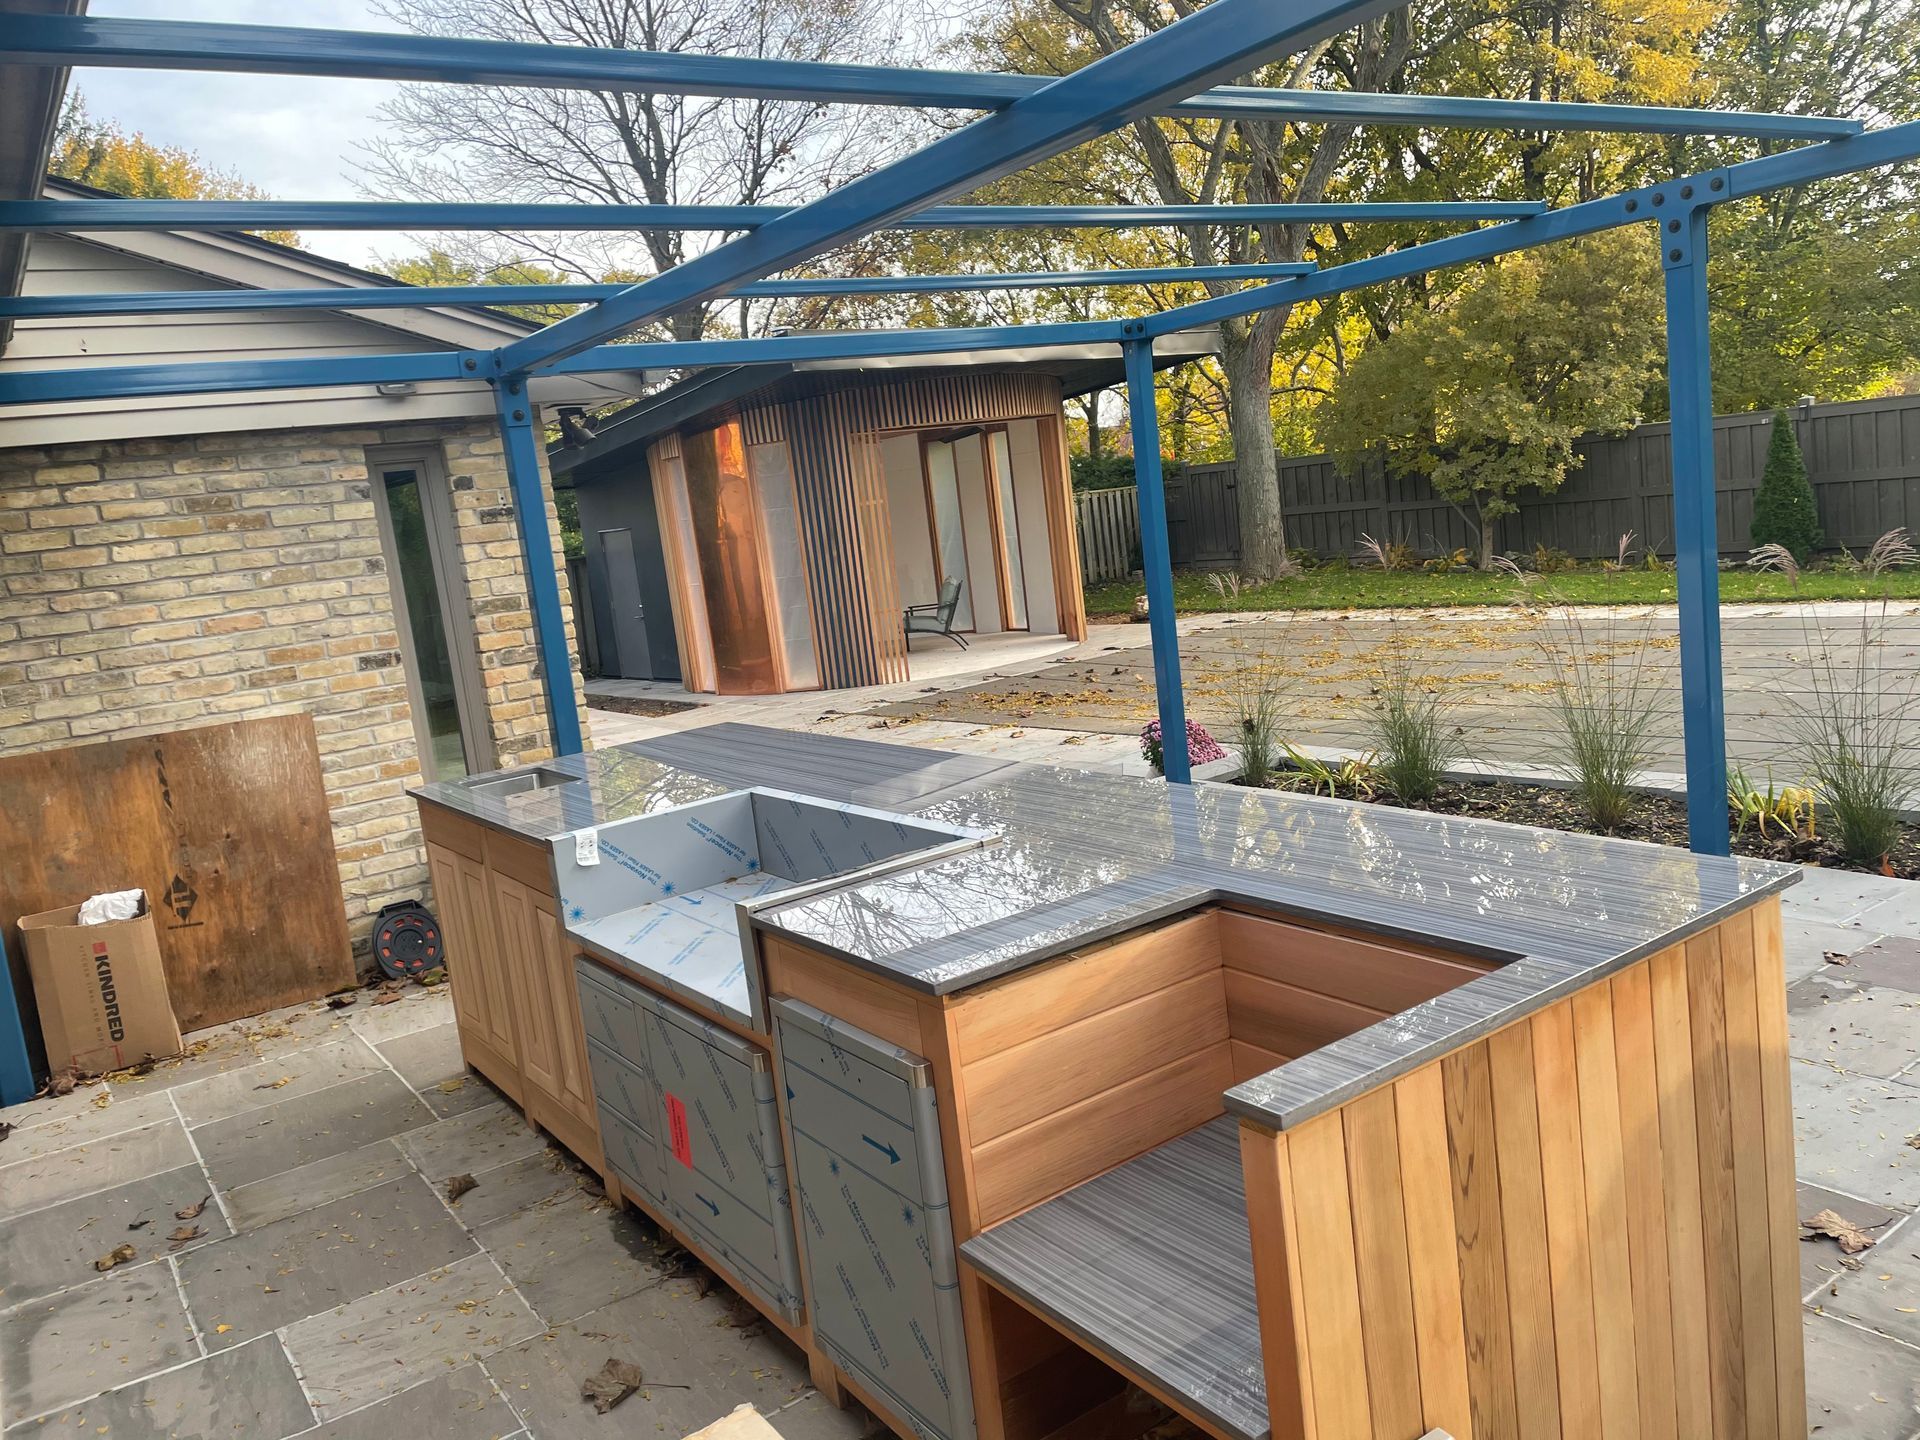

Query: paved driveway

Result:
[875,602,1920,778]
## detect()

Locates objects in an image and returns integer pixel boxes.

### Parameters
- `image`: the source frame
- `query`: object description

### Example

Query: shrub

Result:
[1141,718,1226,774]
[1227,650,1290,788]
[1782,530,1920,866]
[1531,542,1578,575]
[1424,547,1473,574]
[1356,532,1417,572]
[1540,606,1668,832]
[1363,646,1464,802]
[1750,410,1822,563]
[1727,767,1817,841]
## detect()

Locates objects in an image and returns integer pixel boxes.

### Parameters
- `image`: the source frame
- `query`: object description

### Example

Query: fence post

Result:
[1661,191,1730,856]
[1124,337,1191,784]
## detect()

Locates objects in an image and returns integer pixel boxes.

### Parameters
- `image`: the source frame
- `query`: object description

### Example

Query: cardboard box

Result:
[19,893,182,1076]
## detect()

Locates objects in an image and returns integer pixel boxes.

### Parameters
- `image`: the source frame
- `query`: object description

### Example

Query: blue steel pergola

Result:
[5,10,1919,862]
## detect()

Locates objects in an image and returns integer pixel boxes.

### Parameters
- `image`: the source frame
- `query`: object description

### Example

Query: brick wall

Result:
[0,413,588,965]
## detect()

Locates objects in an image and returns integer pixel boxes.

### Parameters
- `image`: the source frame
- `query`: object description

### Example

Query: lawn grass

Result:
[1083,564,1920,617]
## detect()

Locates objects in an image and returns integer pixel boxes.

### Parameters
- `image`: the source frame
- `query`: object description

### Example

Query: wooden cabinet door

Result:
[492,873,567,1105]
[425,842,519,1095]
[529,889,599,1134]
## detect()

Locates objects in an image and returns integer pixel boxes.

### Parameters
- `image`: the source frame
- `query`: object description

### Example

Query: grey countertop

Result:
[413,723,1796,1130]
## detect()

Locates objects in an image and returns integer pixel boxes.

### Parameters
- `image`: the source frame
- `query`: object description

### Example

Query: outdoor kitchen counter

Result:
[417,722,1797,1131]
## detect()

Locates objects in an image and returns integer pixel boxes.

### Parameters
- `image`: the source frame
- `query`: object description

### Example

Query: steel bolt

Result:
[463,357,477,371]
[1680,184,1694,200]
[1625,199,1638,213]
[1668,219,1681,233]
[513,408,526,422]
[1669,248,1683,262]
[1652,191,1665,206]
[1710,177,1725,191]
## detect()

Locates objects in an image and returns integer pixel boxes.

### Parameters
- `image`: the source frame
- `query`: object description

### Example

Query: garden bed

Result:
[1235,768,1920,879]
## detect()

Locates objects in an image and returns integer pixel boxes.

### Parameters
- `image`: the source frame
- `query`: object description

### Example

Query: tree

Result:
[49,94,302,248]
[373,246,592,325]
[1322,229,1663,567]
[1750,409,1822,560]
[357,0,914,343]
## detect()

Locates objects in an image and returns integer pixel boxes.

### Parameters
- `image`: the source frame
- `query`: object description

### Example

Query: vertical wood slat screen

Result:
[736,373,1066,686]
[1240,897,1804,1440]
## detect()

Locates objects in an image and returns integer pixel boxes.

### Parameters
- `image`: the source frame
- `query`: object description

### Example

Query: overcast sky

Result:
[80,1,412,268]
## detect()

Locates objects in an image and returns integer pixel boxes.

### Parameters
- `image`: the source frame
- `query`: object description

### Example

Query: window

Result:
[367,447,494,781]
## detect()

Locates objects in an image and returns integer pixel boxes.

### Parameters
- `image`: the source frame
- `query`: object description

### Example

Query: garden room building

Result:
[553,335,1214,694]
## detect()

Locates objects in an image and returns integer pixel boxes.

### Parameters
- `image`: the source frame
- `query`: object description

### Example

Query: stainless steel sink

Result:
[463,765,573,800]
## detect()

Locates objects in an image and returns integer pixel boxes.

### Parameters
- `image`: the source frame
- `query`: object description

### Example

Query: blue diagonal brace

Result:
[1124,335,1191,785]
[1661,203,1730,856]
[498,0,1402,372]
[494,381,585,758]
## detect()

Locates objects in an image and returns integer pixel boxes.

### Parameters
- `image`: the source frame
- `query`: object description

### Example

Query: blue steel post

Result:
[1661,199,1730,855]
[1124,336,1191,785]
[493,380,585,757]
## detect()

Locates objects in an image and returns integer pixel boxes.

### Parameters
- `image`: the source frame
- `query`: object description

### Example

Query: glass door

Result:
[369,448,493,781]
[986,428,1030,630]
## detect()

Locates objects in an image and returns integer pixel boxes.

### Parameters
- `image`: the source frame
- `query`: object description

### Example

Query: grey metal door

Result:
[600,527,653,679]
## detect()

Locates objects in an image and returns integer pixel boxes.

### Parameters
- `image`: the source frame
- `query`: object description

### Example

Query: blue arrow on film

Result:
[863,1135,901,1164]
[695,1192,720,1216]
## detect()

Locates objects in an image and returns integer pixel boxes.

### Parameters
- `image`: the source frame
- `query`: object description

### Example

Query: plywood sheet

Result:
[0,713,353,1054]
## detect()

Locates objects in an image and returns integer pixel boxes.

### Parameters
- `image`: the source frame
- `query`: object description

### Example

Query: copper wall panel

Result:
[682,422,779,695]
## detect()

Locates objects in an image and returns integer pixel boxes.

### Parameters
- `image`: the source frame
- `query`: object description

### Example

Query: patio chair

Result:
[905,578,968,648]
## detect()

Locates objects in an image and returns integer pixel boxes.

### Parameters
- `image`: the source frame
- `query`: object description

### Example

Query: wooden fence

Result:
[1076,393,1920,571]
[1076,485,1141,583]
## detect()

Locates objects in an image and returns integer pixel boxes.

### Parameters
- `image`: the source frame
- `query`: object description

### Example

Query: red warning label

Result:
[665,1093,692,1167]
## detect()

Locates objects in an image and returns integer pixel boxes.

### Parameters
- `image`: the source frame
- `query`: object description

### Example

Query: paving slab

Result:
[482,1276,843,1440]
[1797,1183,1912,1299]
[1781,869,1907,925]
[190,1070,435,1191]
[1802,1312,1920,1438]
[1852,884,1920,938]
[0,1087,179,1165]
[439,1148,580,1229]
[175,1171,476,1349]
[282,1253,543,1418]
[0,1162,225,1308]
[421,1070,503,1118]
[475,1187,670,1326]
[1,1333,314,1439]
[0,1118,192,1223]
[1822,1213,1920,1349]
[1788,971,1920,1080]
[377,1020,470,1091]
[171,1036,387,1126]
[1791,1067,1920,1209]
[398,1099,546,1184]
[296,1363,519,1440]
[1781,916,1884,984]
[0,1264,196,1426]
[221,1138,412,1233]
[347,989,457,1047]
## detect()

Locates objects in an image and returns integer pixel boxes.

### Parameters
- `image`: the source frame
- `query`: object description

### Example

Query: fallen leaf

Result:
[373,991,402,1006]
[1823,950,1852,966]
[253,1076,292,1091]
[325,994,356,1010]
[128,1218,151,1231]
[0,1120,12,1143]
[581,1358,644,1414]
[175,1196,209,1220]
[436,1077,468,1094]
[214,1324,232,1335]
[168,1225,205,1247]
[446,1174,478,1204]
[1802,1208,1881,1254]
[48,1070,76,1097]
[93,1243,137,1272]
[90,1090,112,1110]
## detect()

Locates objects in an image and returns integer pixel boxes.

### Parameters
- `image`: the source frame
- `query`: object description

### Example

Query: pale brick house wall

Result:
[0,413,589,964]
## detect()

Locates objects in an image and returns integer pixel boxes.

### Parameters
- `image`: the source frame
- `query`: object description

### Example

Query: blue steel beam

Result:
[1141,119,1920,338]
[9,124,1920,412]
[0,320,1137,405]
[0,265,1315,321]
[1124,338,1191,785]
[1661,207,1731,856]
[499,0,1412,371]
[7,15,1862,140]
[0,200,1543,233]
[493,380,585,758]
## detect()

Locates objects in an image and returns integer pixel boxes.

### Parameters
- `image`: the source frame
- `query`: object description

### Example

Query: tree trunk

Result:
[1085,391,1103,459]
[1223,324,1288,579]
[1476,503,1500,570]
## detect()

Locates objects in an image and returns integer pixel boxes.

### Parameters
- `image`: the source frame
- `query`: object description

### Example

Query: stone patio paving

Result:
[864,603,1920,778]
[2,866,1917,1437]
[0,988,866,1440]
